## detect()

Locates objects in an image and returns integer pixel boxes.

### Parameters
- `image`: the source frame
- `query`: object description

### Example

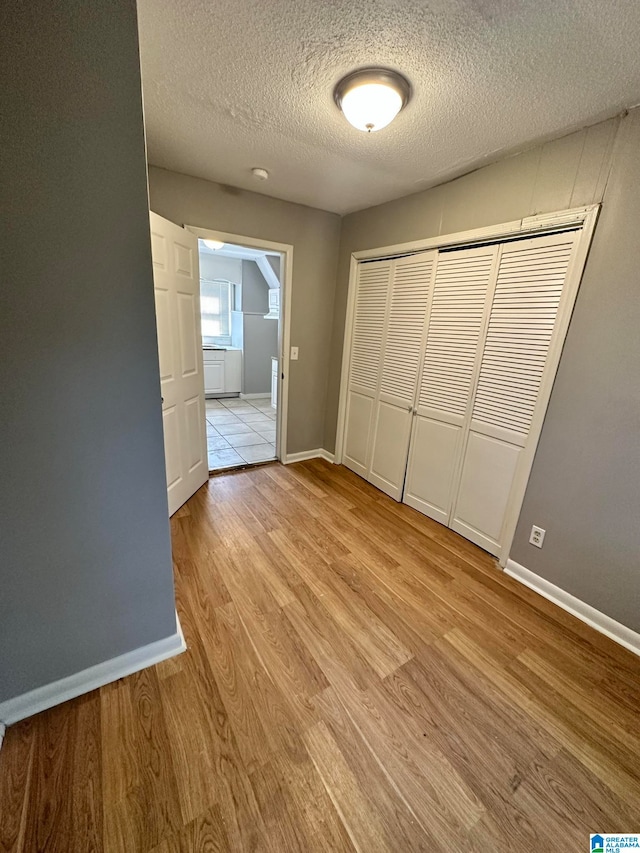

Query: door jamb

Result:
[185,225,293,464]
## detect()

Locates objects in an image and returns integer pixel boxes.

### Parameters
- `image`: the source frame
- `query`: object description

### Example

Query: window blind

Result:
[200,278,232,340]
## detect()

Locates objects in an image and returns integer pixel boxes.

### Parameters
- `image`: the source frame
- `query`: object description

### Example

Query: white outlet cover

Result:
[529,525,546,548]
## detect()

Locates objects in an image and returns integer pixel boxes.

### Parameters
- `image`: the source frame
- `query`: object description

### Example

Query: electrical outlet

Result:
[290,346,299,360]
[529,525,546,548]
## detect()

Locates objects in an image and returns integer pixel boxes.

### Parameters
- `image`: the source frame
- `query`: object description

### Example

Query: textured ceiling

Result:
[137,0,640,214]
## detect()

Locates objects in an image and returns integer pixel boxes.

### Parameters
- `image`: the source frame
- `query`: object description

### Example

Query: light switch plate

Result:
[290,346,299,360]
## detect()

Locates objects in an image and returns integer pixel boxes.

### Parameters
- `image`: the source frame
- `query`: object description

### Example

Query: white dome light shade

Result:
[341,83,403,132]
[202,239,224,251]
[335,68,411,133]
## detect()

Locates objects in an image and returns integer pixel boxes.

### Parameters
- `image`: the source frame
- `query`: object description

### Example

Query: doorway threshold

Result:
[208,458,278,477]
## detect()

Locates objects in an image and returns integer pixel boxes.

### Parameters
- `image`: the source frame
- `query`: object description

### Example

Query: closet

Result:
[341,223,587,560]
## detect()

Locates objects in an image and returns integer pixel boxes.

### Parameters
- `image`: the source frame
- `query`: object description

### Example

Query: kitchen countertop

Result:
[202,346,241,351]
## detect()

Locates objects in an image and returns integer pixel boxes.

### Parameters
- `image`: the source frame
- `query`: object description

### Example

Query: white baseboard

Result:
[505,559,640,658]
[0,613,186,726]
[284,448,335,465]
[240,392,271,399]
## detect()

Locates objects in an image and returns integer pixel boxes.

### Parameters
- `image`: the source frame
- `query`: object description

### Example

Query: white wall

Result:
[200,253,242,283]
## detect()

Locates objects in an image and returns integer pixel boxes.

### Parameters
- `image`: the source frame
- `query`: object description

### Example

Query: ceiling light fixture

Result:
[334,67,411,132]
[251,167,269,180]
[202,239,224,251]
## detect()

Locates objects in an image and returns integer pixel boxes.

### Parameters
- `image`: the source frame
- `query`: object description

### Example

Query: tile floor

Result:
[206,396,277,470]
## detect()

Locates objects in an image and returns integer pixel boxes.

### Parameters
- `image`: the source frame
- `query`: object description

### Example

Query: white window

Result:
[200,278,232,344]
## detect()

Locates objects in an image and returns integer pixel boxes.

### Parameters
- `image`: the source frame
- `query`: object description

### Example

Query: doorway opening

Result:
[193,234,287,472]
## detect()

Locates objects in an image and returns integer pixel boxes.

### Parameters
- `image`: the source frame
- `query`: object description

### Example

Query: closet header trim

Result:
[353,205,598,264]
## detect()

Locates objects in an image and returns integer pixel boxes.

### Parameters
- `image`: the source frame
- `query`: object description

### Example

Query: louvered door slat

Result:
[378,255,435,404]
[348,262,392,393]
[471,236,576,437]
[343,260,392,479]
[418,248,497,418]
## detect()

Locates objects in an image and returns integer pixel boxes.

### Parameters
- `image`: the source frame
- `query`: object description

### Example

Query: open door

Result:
[150,211,208,515]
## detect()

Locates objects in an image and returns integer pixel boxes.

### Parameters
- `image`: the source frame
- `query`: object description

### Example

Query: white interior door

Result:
[403,246,499,522]
[369,252,437,499]
[150,211,208,516]
[451,231,580,555]
[342,260,392,478]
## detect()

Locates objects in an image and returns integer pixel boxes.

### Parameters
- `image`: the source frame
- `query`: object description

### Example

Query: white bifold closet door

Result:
[342,252,437,498]
[450,230,580,554]
[368,253,437,498]
[404,245,499,522]
[342,259,392,479]
[403,229,581,556]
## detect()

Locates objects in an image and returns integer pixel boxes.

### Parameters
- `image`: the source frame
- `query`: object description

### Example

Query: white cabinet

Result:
[203,349,242,396]
[204,360,225,394]
[271,357,278,408]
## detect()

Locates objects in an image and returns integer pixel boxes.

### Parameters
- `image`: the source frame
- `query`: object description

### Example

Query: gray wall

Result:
[148,166,342,454]
[511,109,640,631]
[0,0,177,703]
[241,260,278,395]
[325,112,640,633]
[241,259,270,313]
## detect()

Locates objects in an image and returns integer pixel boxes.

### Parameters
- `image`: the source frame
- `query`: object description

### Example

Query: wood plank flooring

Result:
[1,459,639,851]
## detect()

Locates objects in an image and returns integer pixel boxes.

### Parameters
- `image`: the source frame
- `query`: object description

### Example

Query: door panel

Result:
[418,248,498,419]
[162,406,181,490]
[453,230,579,555]
[343,391,374,478]
[151,211,208,516]
[154,289,173,381]
[204,362,224,395]
[342,261,392,478]
[403,416,462,524]
[185,395,204,472]
[450,431,521,555]
[174,240,194,277]
[177,291,199,377]
[368,401,413,500]
[471,234,575,436]
[377,254,436,409]
[368,252,437,499]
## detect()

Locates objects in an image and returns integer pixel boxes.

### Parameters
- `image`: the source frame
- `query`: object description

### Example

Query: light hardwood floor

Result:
[1,460,639,852]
